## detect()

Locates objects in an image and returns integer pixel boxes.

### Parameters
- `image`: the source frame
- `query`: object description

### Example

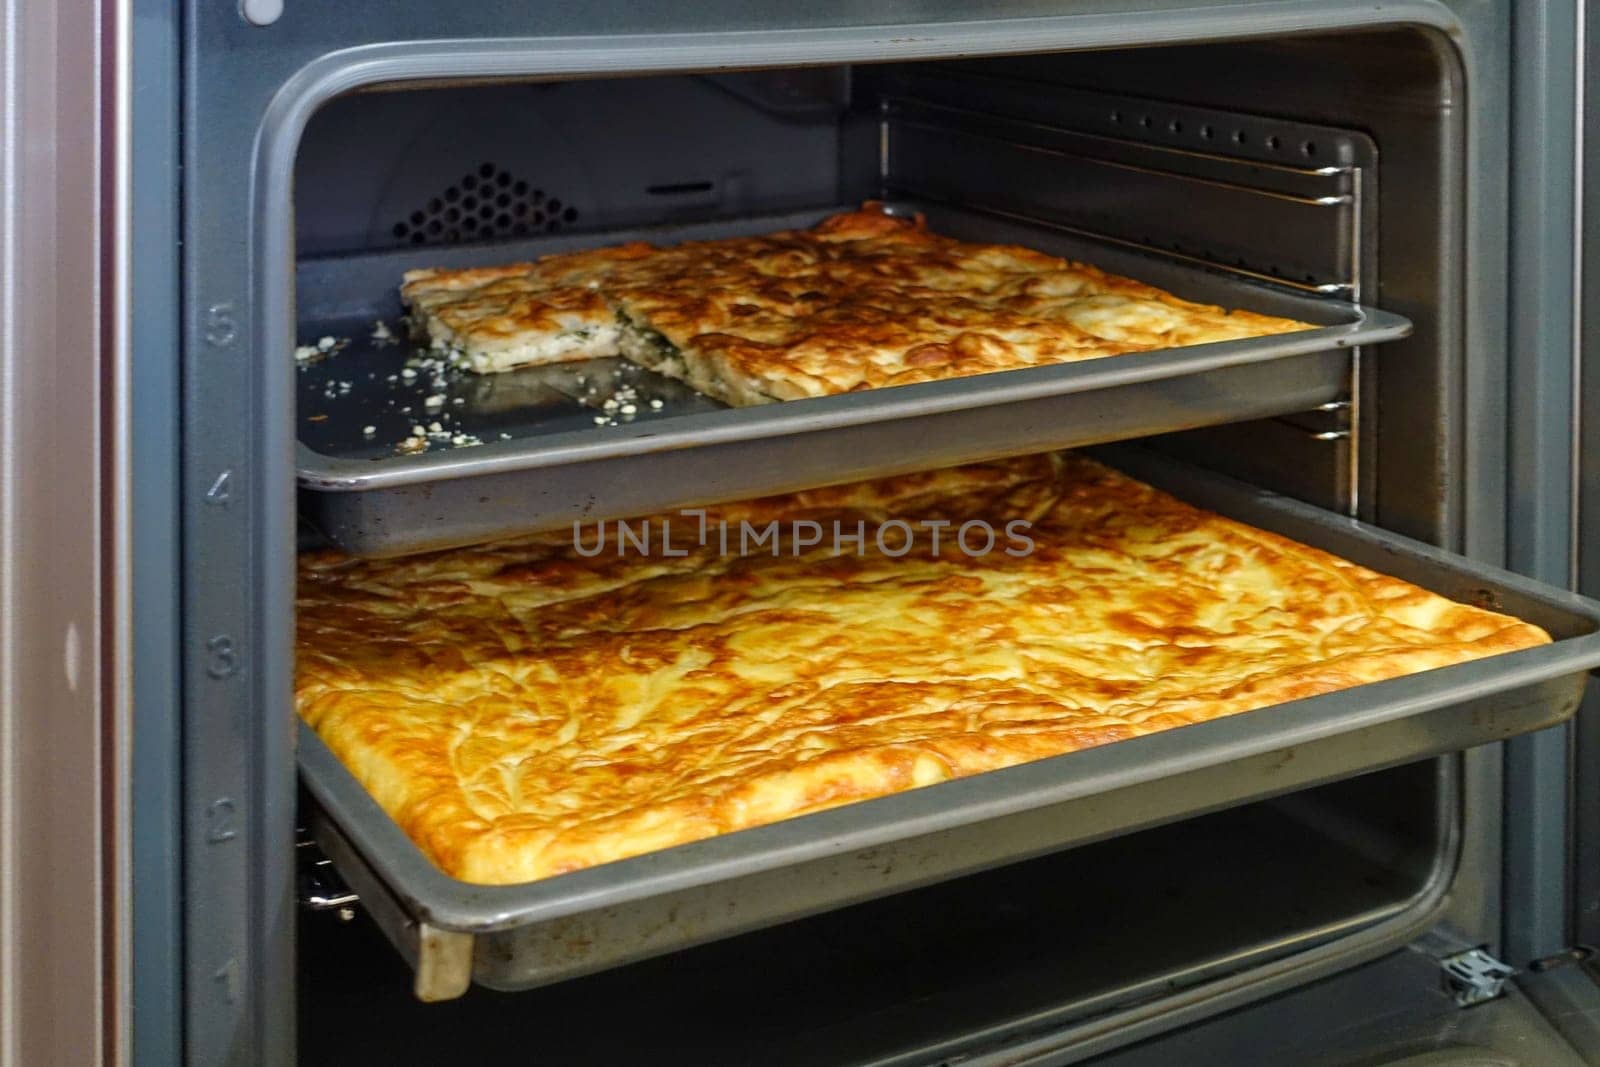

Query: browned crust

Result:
[397,205,1313,395]
[296,454,1549,884]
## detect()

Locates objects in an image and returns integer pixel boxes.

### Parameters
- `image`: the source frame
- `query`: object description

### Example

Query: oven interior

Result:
[301,766,1445,1065]
[293,28,1472,1063]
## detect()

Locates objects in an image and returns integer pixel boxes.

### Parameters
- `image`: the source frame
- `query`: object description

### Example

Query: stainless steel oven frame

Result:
[114,1,1596,1063]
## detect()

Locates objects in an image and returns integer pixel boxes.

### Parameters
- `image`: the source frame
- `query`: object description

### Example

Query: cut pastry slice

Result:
[399,242,654,373]
[404,280,621,375]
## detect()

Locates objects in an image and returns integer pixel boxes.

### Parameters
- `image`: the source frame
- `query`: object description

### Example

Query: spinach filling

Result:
[618,312,684,375]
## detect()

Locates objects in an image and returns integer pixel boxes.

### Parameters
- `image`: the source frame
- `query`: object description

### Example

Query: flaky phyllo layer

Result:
[297,454,1549,885]
[398,205,1313,405]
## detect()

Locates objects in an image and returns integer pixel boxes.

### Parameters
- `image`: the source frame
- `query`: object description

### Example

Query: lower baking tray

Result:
[298,449,1600,1001]
[294,204,1410,557]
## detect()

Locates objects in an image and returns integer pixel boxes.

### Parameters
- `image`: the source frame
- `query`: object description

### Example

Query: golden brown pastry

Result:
[296,454,1547,884]
[399,205,1310,399]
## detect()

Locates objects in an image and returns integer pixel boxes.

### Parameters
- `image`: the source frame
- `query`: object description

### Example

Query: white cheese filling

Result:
[431,323,624,375]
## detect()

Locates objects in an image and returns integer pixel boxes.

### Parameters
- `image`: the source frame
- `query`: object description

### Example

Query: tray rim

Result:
[296,311,1406,490]
[296,453,1600,935]
[298,650,1582,933]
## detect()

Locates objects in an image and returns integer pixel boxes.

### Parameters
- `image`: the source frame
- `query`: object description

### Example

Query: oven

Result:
[8,1,1597,1064]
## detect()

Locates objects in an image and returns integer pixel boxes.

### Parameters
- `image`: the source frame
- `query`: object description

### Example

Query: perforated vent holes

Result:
[1106,109,1321,160]
[391,162,580,247]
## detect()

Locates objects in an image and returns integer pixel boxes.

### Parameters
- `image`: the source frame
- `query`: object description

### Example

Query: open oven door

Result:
[1510,0,1600,1055]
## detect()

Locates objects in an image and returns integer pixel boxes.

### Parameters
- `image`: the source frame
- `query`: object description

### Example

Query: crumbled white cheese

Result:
[411,424,426,437]
[581,377,662,424]
[370,320,397,347]
[362,425,376,436]
[424,394,445,408]
[296,335,349,365]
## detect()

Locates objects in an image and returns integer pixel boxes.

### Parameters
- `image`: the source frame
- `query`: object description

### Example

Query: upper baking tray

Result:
[294,204,1411,557]
[298,448,1600,1002]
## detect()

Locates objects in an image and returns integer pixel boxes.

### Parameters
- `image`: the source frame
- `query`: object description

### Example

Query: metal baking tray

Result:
[297,449,1600,1001]
[294,204,1411,557]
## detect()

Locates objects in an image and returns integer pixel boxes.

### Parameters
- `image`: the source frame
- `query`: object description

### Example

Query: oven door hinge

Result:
[1438,948,1516,1007]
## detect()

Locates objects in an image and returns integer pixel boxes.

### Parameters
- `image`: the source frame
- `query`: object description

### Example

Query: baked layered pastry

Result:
[296,454,1549,885]
[399,205,1311,402]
